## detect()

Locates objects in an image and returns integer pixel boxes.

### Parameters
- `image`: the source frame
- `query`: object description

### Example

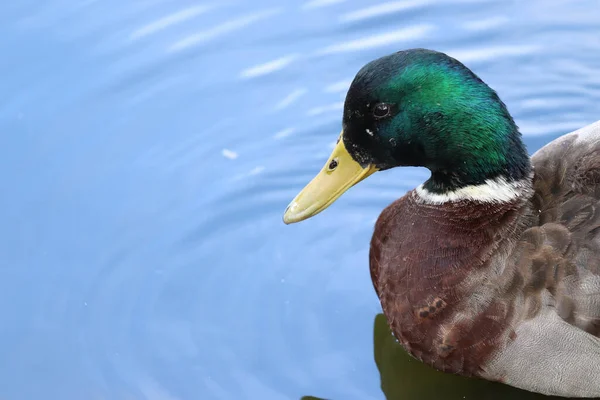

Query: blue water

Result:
[1,1,599,399]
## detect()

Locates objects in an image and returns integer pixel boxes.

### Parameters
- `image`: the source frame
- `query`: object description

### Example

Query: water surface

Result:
[1,0,599,399]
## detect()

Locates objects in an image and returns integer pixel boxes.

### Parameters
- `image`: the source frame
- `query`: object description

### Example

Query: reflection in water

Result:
[304,314,573,400]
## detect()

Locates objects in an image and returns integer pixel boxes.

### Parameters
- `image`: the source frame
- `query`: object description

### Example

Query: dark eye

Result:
[373,103,391,119]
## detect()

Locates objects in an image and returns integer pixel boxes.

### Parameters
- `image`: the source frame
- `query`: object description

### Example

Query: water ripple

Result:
[240,55,299,79]
[168,8,282,52]
[340,0,431,23]
[317,25,435,54]
[324,79,352,93]
[273,127,297,139]
[129,5,215,41]
[301,0,347,10]
[462,16,509,31]
[446,44,540,63]
[274,89,308,111]
[307,102,344,116]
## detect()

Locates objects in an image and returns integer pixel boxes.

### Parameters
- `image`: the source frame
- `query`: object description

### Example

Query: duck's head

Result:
[283,48,530,224]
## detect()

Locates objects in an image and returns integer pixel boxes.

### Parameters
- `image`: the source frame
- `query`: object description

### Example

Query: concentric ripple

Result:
[0,0,599,399]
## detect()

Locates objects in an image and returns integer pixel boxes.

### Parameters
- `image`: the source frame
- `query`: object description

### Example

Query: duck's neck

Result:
[416,172,534,205]
[418,126,532,205]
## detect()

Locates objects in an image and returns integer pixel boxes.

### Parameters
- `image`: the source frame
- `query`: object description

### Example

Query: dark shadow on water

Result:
[302,313,593,400]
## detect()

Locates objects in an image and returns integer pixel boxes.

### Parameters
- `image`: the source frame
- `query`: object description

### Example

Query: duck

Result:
[283,48,600,398]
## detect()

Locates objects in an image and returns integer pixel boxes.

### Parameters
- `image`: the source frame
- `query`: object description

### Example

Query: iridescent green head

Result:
[342,48,530,193]
[283,49,531,224]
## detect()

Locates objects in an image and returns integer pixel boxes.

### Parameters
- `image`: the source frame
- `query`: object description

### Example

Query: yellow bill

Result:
[283,131,379,224]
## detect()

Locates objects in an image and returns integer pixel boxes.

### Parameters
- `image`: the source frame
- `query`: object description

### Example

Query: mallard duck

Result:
[283,48,600,398]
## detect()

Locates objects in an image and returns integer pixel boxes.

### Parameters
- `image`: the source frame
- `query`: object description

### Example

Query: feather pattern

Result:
[370,120,600,398]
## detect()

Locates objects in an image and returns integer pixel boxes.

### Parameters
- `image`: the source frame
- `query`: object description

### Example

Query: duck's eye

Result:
[328,158,339,171]
[373,103,391,119]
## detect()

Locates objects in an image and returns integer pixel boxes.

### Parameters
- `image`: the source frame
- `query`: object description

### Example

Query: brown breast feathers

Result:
[369,191,535,376]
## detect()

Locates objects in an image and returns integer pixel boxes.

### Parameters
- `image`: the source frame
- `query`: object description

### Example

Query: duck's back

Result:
[531,119,600,276]
[485,119,600,396]
[370,120,600,397]
[527,119,600,334]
